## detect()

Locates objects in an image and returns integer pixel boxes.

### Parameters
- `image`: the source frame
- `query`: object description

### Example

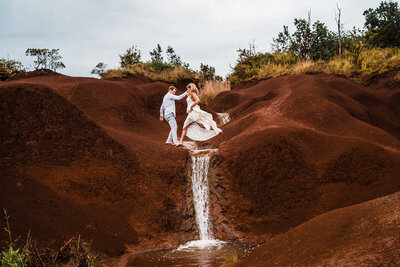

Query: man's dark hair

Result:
[169,86,177,91]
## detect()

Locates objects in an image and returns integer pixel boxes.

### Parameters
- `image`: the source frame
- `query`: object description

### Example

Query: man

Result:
[160,86,187,145]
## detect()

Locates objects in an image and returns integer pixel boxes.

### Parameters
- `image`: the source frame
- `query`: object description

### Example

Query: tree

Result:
[199,63,216,81]
[48,49,65,72]
[91,62,107,77]
[237,40,257,61]
[272,11,338,61]
[119,45,141,68]
[343,27,366,67]
[25,48,65,71]
[363,1,400,47]
[166,46,182,67]
[335,4,343,58]
[149,44,163,63]
[310,21,337,60]
[272,26,292,53]
[291,11,312,59]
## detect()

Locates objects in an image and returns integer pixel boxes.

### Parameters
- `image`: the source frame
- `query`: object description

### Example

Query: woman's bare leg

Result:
[177,126,188,146]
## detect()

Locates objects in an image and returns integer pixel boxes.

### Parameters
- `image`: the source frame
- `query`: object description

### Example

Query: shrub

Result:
[199,80,231,105]
[0,58,24,81]
[101,63,200,84]
[1,209,30,266]
[228,47,400,86]
[1,209,101,267]
[91,62,107,77]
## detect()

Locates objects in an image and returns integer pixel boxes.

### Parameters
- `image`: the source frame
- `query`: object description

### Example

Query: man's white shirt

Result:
[160,91,187,117]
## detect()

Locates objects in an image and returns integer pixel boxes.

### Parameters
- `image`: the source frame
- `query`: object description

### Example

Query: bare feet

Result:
[165,142,174,145]
[176,142,183,147]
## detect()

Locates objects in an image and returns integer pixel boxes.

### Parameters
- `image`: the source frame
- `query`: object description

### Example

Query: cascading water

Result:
[217,112,231,126]
[191,152,213,240]
[177,149,225,250]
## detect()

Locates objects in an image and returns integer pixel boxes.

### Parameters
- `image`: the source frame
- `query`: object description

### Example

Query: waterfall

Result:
[177,149,225,250]
[191,152,213,240]
[177,114,230,250]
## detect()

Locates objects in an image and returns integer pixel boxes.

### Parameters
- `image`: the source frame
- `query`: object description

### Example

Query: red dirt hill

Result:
[206,74,400,245]
[225,191,400,266]
[0,74,196,254]
[1,73,399,263]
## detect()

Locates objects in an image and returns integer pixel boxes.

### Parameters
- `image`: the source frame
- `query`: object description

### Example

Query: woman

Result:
[176,83,222,146]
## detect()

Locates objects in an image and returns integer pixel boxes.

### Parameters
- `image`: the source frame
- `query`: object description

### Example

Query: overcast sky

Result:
[1,0,382,78]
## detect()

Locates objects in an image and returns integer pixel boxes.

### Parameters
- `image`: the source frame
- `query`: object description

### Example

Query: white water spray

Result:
[191,152,213,240]
[177,149,225,250]
[217,113,230,126]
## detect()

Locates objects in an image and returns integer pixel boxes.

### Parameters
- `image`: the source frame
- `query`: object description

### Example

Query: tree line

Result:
[92,44,222,81]
[233,1,399,72]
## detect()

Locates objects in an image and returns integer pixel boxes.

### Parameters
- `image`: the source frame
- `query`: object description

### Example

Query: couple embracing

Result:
[160,83,222,147]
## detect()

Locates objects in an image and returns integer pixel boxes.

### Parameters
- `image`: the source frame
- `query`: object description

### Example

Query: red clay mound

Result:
[207,74,400,244]
[0,76,196,254]
[226,191,400,266]
[1,72,400,261]
[0,83,139,254]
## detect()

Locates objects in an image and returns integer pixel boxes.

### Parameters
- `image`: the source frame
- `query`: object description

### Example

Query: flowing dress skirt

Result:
[183,108,222,141]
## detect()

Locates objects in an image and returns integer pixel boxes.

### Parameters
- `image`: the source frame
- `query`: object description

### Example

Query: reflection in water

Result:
[126,242,253,267]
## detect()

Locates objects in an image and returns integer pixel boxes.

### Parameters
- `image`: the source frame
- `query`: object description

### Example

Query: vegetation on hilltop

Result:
[0,48,65,81]
[95,44,224,84]
[228,1,400,87]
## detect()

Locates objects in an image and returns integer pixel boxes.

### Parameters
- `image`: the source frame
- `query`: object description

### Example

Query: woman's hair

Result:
[186,83,199,101]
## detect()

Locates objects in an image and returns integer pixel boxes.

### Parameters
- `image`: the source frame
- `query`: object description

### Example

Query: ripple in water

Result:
[125,242,253,267]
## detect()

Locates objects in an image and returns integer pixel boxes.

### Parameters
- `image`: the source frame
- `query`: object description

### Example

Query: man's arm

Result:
[170,92,187,100]
[160,100,165,121]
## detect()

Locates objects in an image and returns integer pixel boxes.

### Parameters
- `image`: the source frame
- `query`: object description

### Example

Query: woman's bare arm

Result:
[190,93,201,110]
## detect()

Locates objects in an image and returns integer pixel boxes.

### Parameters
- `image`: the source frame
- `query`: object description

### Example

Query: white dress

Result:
[183,96,222,141]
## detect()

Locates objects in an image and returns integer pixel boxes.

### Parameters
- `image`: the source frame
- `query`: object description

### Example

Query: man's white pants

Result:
[165,112,178,144]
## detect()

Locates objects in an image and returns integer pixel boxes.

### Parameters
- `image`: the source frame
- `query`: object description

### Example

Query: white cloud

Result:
[0,0,382,77]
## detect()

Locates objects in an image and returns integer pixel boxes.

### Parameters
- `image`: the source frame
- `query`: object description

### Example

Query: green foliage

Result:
[149,44,170,71]
[342,27,367,67]
[229,51,298,86]
[291,15,312,59]
[149,44,163,63]
[199,63,218,81]
[105,44,195,82]
[1,209,102,267]
[1,209,30,267]
[228,47,400,86]
[1,246,30,267]
[0,58,23,81]
[363,1,400,47]
[230,1,400,86]
[237,41,257,60]
[102,64,199,84]
[166,46,188,68]
[25,48,65,71]
[273,14,337,61]
[310,21,337,60]
[148,44,190,72]
[91,62,107,77]
[119,45,141,68]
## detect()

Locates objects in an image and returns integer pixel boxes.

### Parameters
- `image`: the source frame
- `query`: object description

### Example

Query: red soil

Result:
[207,74,400,244]
[1,73,399,264]
[225,191,400,266]
[1,74,194,254]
